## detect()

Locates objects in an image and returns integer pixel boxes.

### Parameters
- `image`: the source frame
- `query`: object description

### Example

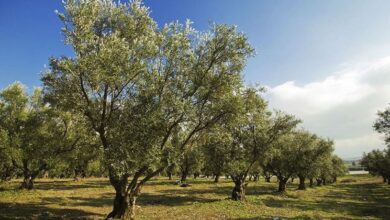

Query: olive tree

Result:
[266,132,304,192]
[206,88,299,200]
[202,126,232,183]
[294,134,334,190]
[43,0,253,218]
[266,130,333,192]
[374,105,390,145]
[0,82,85,189]
[361,149,390,183]
[0,129,15,181]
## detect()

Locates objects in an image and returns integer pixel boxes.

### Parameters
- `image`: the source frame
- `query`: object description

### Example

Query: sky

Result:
[1,0,390,158]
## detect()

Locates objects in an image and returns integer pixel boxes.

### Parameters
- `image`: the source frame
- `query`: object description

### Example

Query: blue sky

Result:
[1,0,390,158]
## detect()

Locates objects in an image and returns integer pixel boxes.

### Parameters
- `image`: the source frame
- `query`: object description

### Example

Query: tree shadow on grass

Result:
[138,193,219,206]
[157,182,294,198]
[262,182,390,219]
[37,190,220,210]
[233,216,313,220]
[0,202,102,220]
[33,180,111,191]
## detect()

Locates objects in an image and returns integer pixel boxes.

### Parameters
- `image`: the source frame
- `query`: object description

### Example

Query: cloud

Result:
[265,57,390,158]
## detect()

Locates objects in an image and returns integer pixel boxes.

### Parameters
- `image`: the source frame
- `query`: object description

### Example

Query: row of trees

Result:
[361,105,390,184]
[0,0,346,219]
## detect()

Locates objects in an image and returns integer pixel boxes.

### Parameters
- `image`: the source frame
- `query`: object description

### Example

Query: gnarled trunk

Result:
[297,175,306,190]
[167,172,173,180]
[74,166,86,181]
[180,170,188,186]
[106,174,132,220]
[1,166,13,182]
[19,161,46,190]
[193,173,199,179]
[231,179,246,201]
[21,175,34,190]
[278,177,288,192]
[214,174,220,183]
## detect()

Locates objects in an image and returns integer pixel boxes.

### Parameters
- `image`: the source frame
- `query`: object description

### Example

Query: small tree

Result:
[267,132,304,193]
[374,105,390,145]
[361,149,390,183]
[295,134,334,190]
[202,128,230,183]
[0,83,85,189]
[330,155,348,183]
[178,142,204,185]
[208,88,299,200]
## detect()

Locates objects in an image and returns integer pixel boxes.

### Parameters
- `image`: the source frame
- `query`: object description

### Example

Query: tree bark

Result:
[167,172,172,180]
[383,176,387,183]
[297,176,306,190]
[19,161,46,190]
[180,170,188,186]
[278,177,288,192]
[316,178,322,186]
[106,174,131,220]
[265,176,271,183]
[193,173,199,179]
[231,179,246,201]
[214,174,220,183]
[1,166,13,181]
[21,175,34,190]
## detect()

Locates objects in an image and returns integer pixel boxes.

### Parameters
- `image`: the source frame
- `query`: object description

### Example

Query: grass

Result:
[0,174,389,219]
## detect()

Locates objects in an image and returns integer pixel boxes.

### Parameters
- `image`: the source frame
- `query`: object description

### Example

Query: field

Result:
[0,175,389,220]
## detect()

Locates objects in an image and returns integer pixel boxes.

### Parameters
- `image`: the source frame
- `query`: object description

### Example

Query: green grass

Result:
[0,175,389,219]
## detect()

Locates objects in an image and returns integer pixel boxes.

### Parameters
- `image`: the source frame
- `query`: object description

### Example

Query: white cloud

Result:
[265,57,390,158]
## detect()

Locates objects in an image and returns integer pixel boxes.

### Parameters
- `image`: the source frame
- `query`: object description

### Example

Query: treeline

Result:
[0,1,346,219]
[0,83,347,192]
[361,106,390,184]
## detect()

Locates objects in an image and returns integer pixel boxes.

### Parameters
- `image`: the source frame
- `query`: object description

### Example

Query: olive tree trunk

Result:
[214,174,220,183]
[277,177,288,192]
[106,174,131,220]
[106,167,163,220]
[297,175,306,190]
[21,175,34,189]
[19,161,47,190]
[180,170,188,186]
[231,178,246,201]
[316,178,322,186]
